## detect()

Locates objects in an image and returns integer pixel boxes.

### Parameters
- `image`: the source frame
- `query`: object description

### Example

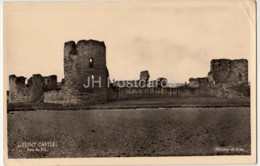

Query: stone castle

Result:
[8,39,250,104]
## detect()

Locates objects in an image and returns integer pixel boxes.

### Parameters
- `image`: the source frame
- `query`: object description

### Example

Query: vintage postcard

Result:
[3,1,256,165]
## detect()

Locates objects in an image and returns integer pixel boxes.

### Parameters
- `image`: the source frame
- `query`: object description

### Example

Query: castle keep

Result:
[45,40,109,104]
[8,39,250,104]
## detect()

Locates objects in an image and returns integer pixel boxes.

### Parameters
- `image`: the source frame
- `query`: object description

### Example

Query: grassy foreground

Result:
[8,107,250,158]
[7,97,250,111]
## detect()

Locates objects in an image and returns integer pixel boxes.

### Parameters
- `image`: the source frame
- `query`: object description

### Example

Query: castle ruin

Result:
[8,39,250,104]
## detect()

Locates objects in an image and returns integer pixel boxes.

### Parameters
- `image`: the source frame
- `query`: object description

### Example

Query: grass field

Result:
[8,106,250,158]
[7,97,250,111]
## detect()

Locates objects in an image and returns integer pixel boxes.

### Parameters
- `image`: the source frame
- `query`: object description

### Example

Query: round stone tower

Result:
[63,39,108,104]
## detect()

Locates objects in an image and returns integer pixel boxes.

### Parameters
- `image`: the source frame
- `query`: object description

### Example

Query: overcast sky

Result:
[5,1,255,83]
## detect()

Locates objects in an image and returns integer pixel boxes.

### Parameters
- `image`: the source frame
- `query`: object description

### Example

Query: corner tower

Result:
[210,59,248,84]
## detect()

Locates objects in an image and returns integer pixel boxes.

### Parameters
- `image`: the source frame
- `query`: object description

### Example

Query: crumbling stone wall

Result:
[29,74,45,101]
[107,87,202,100]
[207,72,215,85]
[189,77,208,88]
[148,78,168,88]
[44,41,82,104]
[9,74,44,103]
[43,89,80,104]
[215,83,250,98]
[107,86,119,101]
[43,75,57,91]
[210,59,248,84]
[9,75,29,103]
[107,83,250,101]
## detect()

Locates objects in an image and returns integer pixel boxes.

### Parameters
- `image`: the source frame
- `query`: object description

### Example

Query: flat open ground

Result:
[8,97,250,111]
[8,98,251,158]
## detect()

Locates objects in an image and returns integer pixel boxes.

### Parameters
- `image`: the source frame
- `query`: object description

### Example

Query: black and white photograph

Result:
[3,1,256,165]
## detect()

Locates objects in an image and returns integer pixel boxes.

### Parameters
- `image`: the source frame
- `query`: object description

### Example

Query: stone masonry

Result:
[9,74,44,103]
[209,59,248,84]
[43,39,108,104]
[8,39,250,104]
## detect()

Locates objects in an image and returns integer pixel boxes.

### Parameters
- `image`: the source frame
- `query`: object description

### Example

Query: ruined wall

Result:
[189,78,199,88]
[207,72,215,85]
[29,74,44,101]
[107,84,249,101]
[107,87,215,101]
[63,41,80,98]
[44,41,83,104]
[9,75,29,103]
[189,77,208,88]
[148,78,168,88]
[9,74,44,103]
[43,75,57,91]
[210,59,248,84]
[214,83,250,98]
[43,90,80,104]
[107,86,119,101]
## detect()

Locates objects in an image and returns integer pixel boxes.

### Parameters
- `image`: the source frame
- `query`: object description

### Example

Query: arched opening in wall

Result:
[89,58,94,68]
[238,73,242,83]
